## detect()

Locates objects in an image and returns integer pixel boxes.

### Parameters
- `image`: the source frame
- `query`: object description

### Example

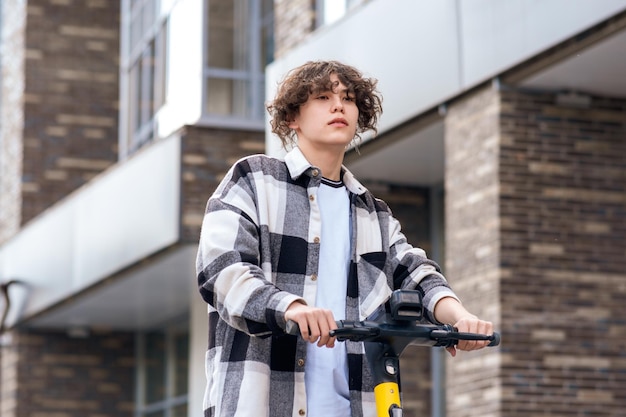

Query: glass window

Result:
[207,1,240,69]
[203,0,273,123]
[145,331,166,403]
[172,404,187,417]
[121,0,169,155]
[136,323,189,417]
[145,411,166,417]
[173,331,189,397]
[205,77,251,116]
[316,0,367,27]
[260,0,274,69]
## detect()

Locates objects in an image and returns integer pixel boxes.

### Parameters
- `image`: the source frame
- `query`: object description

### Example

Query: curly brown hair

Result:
[266,60,383,148]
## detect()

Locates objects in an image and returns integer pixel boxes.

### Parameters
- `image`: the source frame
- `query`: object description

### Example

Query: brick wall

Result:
[0,329,134,417]
[499,89,626,417]
[273,0,315,58]
[179,126,265,243]
[444,87,502,417]
[444,84,626,417]
[19,0,119,227]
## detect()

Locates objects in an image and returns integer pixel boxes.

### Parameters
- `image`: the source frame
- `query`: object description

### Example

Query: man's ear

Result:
[287,118,299,130]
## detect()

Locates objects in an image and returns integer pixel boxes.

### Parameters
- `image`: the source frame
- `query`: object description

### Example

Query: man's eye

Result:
[344,96,355,101]
[317,95,328,100]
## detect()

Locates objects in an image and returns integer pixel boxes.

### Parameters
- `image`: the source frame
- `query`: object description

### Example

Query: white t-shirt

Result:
[305,178,351,417]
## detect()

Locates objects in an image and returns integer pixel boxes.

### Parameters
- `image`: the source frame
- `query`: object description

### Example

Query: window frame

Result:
[199,0,272,128]
[120,0,170,158]
[134,321,189,417]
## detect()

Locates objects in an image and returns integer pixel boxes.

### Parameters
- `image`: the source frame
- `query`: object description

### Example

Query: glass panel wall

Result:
[203,0,273,124]
[121,0,169,156]
[136,322,189,417]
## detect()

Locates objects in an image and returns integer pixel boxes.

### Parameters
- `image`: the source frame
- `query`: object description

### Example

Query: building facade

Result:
[0,1,625,417]
[267,2,626,417]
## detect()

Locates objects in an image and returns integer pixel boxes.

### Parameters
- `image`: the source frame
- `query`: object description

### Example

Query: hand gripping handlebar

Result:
[287,319,500,348]
[332,320,500,348]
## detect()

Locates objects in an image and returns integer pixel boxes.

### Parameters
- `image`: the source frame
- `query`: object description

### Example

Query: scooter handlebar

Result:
[286,320,500,347]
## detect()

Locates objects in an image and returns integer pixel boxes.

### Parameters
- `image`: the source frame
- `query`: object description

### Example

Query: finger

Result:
[456,320,478,351]
[458,339,475,351]
[317,320,331,347]
[471,320,492,349]
[298,320,310,340]
[458,319,493,351]
[328,316,339,347]
[317,310,335,347]
[299,318,314,341]
[307,317,321,343]
[327,314,338,347]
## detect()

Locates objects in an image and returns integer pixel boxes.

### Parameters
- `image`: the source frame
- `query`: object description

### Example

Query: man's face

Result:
[289,73,359,151]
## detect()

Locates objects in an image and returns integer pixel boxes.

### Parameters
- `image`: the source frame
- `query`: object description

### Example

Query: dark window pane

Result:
[174,331,189,396]
[172,403,188,417]
[206,77,249,116]
[145,331,166,403]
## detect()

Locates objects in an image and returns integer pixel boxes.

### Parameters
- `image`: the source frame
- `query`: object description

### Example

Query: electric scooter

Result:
[287,289,500,417]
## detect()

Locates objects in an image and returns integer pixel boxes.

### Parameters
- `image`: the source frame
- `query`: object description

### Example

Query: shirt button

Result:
[311,274,317,281]
[313,237,320,244]
[299,410,306,416]
[297,358,305,367]
[311,169,319,177]
[309,194,315,201]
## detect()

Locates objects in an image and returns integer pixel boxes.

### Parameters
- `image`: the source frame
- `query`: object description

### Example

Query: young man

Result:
[196,60,493,417]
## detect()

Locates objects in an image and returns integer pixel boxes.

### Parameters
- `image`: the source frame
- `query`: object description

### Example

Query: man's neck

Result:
[298,144,345,181]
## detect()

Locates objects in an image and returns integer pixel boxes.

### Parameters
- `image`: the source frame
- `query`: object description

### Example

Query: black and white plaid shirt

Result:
[196,147,458,417]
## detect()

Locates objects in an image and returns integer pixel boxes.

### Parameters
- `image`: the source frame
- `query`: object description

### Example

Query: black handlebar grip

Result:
[488,332,501,347]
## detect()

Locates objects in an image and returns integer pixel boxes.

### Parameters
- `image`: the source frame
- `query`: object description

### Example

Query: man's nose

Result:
[331,97,344,112]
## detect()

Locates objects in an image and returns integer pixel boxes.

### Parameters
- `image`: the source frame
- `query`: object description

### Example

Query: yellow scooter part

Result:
[374,382,401,416]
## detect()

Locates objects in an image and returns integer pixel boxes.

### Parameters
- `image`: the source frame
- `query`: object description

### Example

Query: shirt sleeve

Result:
[195,160,304,336]
[386,209,460,324]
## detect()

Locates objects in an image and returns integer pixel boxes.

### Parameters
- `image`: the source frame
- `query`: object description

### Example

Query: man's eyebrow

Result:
[312,82,352,94]
[331,85,352,94]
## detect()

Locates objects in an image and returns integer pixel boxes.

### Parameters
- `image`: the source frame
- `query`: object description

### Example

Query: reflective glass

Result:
[174,331,189,397]
[207,0,249,70]
[172,404,188,417]
[145,331,166,403]
[206,77,249,117]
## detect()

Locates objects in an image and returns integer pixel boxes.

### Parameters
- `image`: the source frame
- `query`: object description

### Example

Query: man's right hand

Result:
[285,301,337,348]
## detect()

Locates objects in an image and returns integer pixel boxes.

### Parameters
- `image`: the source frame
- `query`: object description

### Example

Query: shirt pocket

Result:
[355,251,392,320]
[359,251,387,270]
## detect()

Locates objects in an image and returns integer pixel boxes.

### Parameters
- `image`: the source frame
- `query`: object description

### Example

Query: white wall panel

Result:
[460,0,626,87]
[157,0,205,138]
[0,135,181,327]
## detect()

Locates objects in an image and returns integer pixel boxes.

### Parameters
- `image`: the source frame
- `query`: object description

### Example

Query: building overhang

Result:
[0,135,192,331]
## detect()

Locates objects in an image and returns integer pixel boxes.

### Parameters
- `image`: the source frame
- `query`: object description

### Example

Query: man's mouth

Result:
[329,118,348,126]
